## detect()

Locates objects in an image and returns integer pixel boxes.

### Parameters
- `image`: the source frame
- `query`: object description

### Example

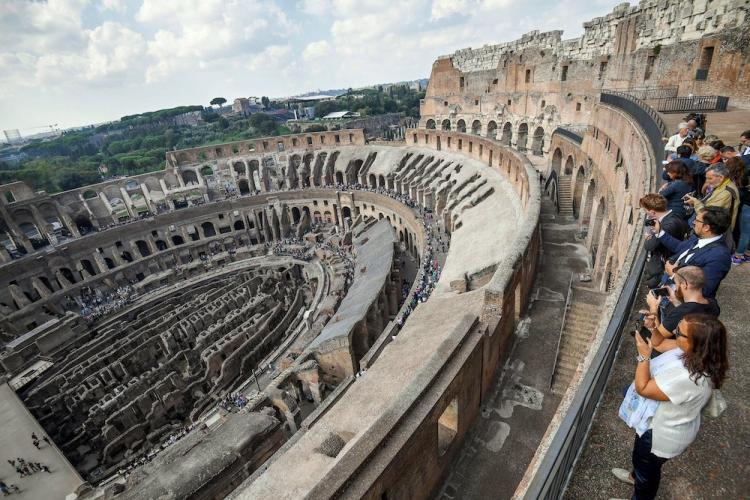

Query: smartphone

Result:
[651,287,671,297]
[682,191,696,201]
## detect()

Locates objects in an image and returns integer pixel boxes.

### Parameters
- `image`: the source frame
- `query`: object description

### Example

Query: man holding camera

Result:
[643,266,720,352]
[652,206,732,298]
[640,194,688,288]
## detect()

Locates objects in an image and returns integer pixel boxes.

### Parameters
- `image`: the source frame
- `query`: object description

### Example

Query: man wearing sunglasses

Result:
[651,206,732,298]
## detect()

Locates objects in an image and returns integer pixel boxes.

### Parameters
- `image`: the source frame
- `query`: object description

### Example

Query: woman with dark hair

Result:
[659,160,694,219]
[728,156,750,264]
[614,313,729,499]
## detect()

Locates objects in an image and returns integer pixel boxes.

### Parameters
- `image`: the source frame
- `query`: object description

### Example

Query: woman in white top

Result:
[612,313,728,500]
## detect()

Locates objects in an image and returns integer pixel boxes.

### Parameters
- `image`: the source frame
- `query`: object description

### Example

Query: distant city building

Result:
[172,111,202,127]
[322,111,361,120]
[303,106,316,119]
[3,129,22,144]
[233,98,251,116]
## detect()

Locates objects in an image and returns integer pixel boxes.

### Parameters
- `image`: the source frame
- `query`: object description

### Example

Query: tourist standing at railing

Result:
[664,123,689,160]
[613,313,728,500]
[738,130,750,156]
[652,206,732,299]
[641,194,687,288]
[658,162,693,220]
[730,162,750,265]
[684,164,739,241]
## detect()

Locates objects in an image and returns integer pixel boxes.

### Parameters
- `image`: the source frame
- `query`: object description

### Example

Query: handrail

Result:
[608,86,678,100]
[553,127,583,145]
[647,95,729,113]
[549,272,575,390]
[600,92,667,161]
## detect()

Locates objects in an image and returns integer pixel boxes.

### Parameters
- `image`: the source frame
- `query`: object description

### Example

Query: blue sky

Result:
[0,0,623,133]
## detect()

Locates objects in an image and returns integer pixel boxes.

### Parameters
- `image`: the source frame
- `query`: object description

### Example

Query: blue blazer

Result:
[659,232,731,298]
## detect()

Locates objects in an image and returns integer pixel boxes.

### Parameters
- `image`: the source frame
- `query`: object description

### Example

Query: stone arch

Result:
[74,215,95,235]
[171,235,184,246]
[201,221,216,238]
[426,119,436,129]
[233,220,245,230]
[238,179,250,195]
[369,174,377,188]
[531,126,545,155]
[456,119,466,133]
[288,155,302,188]
[182,170,199,185]
[291,207,301,224]
[135,240,151,257]
[335,171,344,185]
[581,179,596,226]
[487,121,498,140]
[501,122,512,146]
[589,197,607,265]
[564,156,574,176]
[471,120,482,136]
[378,175,386,188]
[572,166,586,219]
[551,148,563,175]
[300,153,314,187]
[516,123,529,151]
[80,259,97,276]
[441,119,451,131]
[155,239,168,251]
[342,206,352,219]
[233,161,246,177]
[598,221,614,286]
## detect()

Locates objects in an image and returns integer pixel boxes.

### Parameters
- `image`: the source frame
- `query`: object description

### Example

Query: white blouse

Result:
[651,362,712,458]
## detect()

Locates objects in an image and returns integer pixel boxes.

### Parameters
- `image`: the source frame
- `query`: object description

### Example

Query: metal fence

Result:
[522,92,664,499]
[614,86,679,100]
[553,127,583,145]
[600,92,667,161]
[649,95,729,113]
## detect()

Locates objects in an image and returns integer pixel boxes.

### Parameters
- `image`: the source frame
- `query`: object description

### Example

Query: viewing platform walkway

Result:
[566,264,750,499]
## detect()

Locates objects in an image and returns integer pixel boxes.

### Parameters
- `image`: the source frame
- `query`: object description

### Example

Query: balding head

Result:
[673,266,705,290]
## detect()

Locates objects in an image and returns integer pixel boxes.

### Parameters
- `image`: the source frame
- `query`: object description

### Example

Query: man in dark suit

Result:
[641,194,688,288]
[653,206,732,298]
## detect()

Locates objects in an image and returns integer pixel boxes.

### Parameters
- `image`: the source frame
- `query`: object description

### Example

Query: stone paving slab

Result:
[0,382,83,499]
[565,265,750,500]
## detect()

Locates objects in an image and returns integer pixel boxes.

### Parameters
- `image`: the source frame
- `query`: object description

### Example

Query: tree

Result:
[210,97,227,109]
[261,96,271,109]
[217,116,230,129]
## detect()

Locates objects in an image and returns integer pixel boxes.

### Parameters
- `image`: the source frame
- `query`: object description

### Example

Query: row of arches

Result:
[425,119,545,154]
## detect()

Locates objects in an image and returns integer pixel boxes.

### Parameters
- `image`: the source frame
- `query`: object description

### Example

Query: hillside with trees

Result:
[0,106,290,194]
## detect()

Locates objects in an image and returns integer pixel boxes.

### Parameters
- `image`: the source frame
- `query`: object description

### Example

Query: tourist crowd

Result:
[219,393,249,412]
[613,124,747,499]
[77,285,136,322]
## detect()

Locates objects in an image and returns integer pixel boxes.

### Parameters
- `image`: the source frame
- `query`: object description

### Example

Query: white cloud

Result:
[99,0,126,14]
[138,0,295,82]
[430,0,473,21]
[303,40,331,60]
[300,0,331,16]
[247,45,292,71]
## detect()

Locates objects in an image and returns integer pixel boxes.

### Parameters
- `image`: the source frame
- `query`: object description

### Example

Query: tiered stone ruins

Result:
[0,1,747,499]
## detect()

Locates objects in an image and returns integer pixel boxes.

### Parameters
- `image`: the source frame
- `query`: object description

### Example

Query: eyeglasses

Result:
[672,326,688,339]
[694,219,704,225]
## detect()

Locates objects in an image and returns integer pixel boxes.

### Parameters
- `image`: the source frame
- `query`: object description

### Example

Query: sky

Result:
[0,0,624,133]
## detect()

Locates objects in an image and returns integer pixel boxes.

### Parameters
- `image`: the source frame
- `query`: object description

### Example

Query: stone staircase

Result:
[557,175,574,217]
[551,288,603,396]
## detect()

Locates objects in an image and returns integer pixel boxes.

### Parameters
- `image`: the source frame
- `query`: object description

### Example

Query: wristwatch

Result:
[636,353,649,363]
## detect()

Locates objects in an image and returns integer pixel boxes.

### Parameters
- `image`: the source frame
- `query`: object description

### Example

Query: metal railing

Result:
[648,95,729,113]
[549,272,575,390]
[523,92,663,499]
[600,92,667,162]
[615,86,679,100]
[553,127,583,145]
